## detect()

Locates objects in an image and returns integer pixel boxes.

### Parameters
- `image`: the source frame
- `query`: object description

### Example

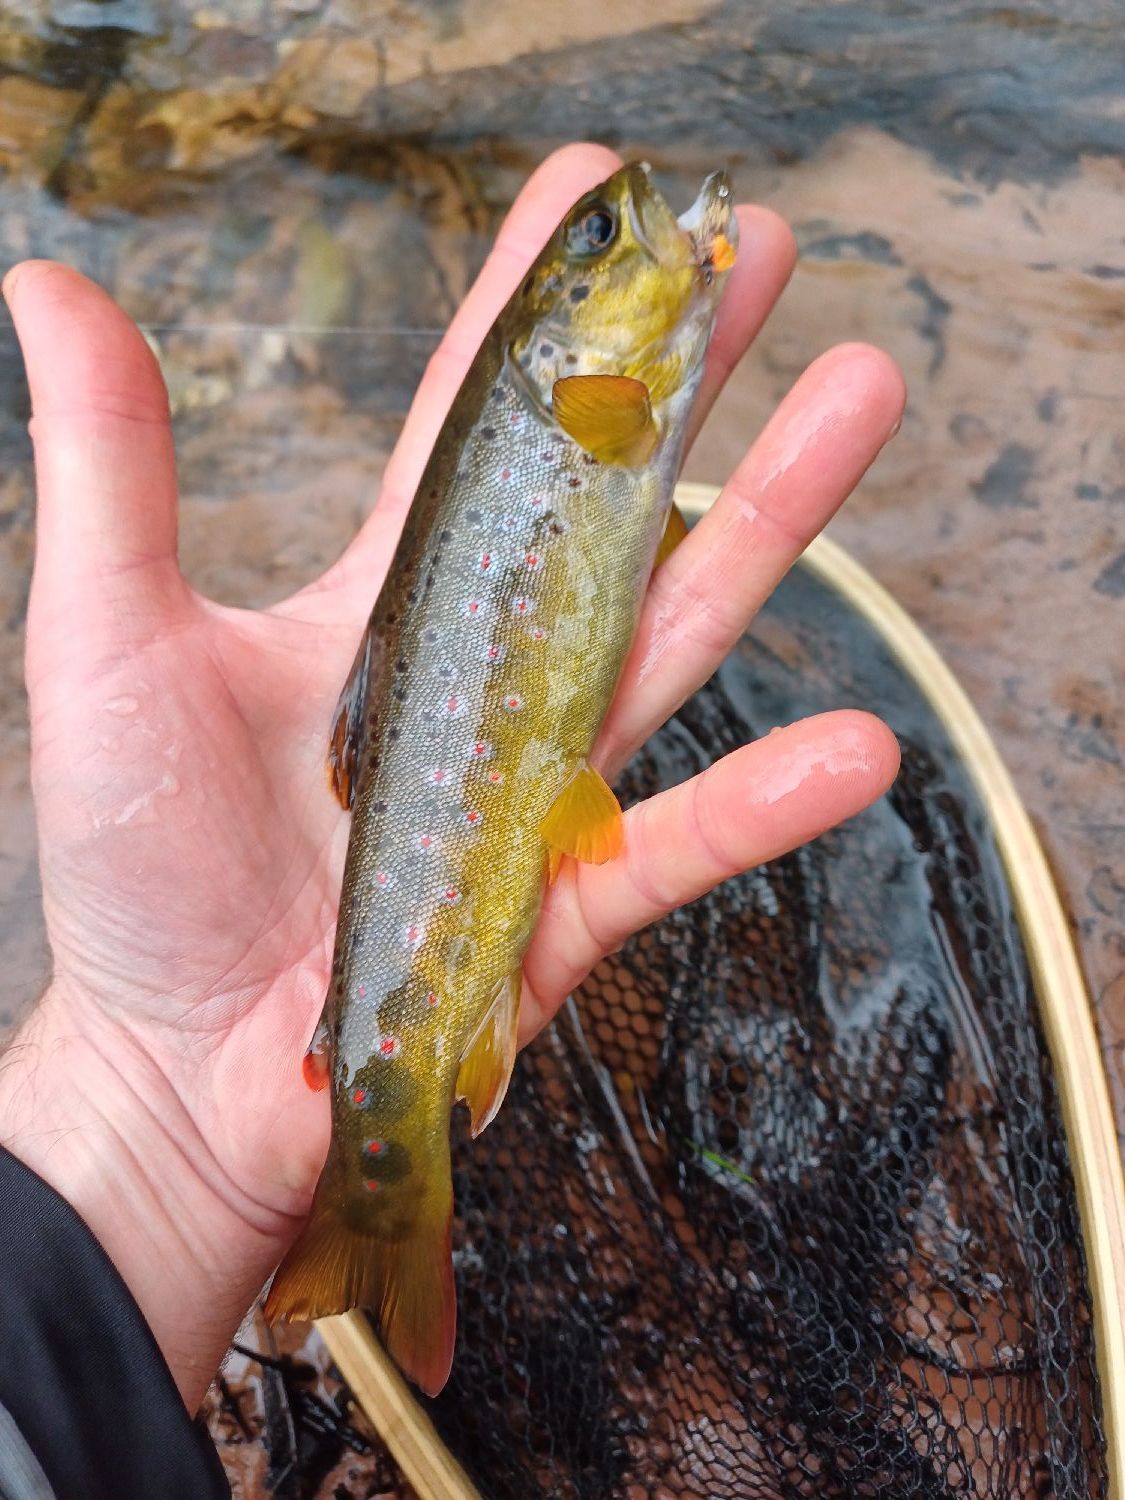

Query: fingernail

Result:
[2,267,21,306]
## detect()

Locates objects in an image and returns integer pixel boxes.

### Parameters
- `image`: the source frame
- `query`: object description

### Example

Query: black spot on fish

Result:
[548,520,566,536]
[394,687,407,702]
[568,476,582,488]
[481,426,496,441]
[407,589,418,602]
[582,452,598,465]
[359,1139,412,1185]
[466,508,483,526]
[565,352,579,365]
[372,799,387,813]
[439,529,452,542]
[395,659,408,672]
[570,285,589,303]
[523,276,534,297]
[539,342,554,357]
[423,627,439,643]
[386,610,398,624]
[388,726,399,741]
[351,1059,419,1124]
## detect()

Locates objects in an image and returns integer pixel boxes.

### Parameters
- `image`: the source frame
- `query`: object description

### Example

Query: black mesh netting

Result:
[397,560,1109,1500]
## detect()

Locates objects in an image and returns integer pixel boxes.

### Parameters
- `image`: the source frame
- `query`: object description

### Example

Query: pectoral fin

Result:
[327,628,374,809]
[456,972,521,1138]
[552,375,657,466]
[654,503,689,569]
[540,761,624,867]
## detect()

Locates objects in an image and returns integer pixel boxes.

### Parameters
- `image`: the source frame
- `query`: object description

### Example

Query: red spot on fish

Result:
[380,1036,399,1057]
[417,833,434,851]
[366,1140,383,1154]
[428,768,449,785]
[512,597,535,615]
[375,870,391,887]
[426,991,439,1006]
[526,553,543,571]
[302,1052,329,1092]
[464,598,483,618]
[530,626,547,642]
[353,1088,368,1105]
[364,1179,380,1192]
[464,809,483,826]
[443,886,461,904]
[486,643,503,661]
[472,740,492,759]
[356,983,366,997]
[568,476,581,489]
[488,769,503,784]
[478,553,493,572]
[500,467,513,482]
[446,694,463,715]
[403,924,424,948]
[505,695,524,712]
[530,494,545,508]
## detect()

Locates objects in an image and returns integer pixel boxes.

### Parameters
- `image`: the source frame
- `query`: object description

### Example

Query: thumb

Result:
[4,261,186,645]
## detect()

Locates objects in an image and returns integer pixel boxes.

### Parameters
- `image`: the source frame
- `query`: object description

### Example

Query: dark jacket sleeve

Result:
[0,1146,230,1500]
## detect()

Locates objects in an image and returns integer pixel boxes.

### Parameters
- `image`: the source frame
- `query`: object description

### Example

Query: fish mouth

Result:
[677,170,738,281]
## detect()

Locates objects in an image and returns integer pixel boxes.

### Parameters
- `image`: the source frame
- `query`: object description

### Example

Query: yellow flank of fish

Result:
[264,161,738,1396]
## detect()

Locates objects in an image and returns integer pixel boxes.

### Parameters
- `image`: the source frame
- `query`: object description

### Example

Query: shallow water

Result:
[0,3,1121,1490]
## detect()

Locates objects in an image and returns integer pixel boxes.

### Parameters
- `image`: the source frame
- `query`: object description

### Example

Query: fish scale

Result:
[265,160,738,1397]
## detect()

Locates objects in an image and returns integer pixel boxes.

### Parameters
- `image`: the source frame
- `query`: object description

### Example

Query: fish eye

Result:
[566,203,617,258]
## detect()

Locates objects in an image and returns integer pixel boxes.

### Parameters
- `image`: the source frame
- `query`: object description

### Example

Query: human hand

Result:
[0,144,903,1410]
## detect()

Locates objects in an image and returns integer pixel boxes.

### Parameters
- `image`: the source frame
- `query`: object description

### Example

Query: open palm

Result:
[3,144,903,1408]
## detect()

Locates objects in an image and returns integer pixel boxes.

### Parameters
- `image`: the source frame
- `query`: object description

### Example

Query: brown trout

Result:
[264,162,737,1393]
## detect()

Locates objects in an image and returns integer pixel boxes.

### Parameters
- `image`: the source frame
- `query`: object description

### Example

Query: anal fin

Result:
[327,628,374,810]
[456,972,520,1138]
[540,760,624,866]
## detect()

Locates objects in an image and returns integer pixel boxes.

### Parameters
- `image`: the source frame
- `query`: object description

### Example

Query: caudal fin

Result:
[263,1199,456,1397]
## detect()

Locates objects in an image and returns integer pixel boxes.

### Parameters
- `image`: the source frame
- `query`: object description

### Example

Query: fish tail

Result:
[264,1183,456,1397]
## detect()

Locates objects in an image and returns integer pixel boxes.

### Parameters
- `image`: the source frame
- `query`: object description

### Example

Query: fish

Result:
[263,161,738,1395]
